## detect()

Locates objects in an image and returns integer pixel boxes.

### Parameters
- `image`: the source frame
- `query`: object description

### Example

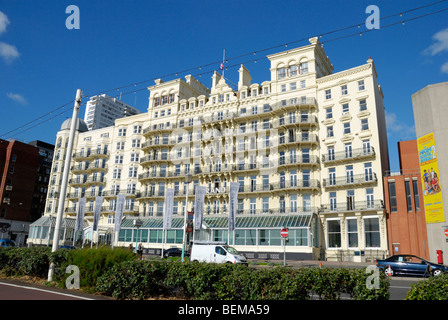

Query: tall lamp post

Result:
[133,218,142,254]
[181,174,192,262]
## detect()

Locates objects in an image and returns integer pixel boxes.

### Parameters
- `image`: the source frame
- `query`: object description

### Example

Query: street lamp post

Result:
[181,174,192,262]
[133,218,142,254]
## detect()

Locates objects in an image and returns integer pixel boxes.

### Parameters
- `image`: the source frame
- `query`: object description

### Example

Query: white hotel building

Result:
[29,37,390,261]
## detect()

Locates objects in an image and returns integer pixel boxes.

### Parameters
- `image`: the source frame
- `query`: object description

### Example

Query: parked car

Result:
[0,239,15,247]
[377,254,448,277]
[163,247,188,258]
[190,241,248,265]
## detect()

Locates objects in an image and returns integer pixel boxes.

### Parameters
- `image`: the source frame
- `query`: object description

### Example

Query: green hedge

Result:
[95,260,390,300]
[405,274,448,300]
[0,247,390,300]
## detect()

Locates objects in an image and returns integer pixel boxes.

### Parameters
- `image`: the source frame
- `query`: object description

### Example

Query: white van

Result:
[190,241,248,265]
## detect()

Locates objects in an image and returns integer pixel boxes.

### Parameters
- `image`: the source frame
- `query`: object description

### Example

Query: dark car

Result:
[377,254,448,277]
[163,247,189,258]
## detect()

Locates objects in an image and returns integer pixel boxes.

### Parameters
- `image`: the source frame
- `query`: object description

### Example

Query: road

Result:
[0,279,109,300]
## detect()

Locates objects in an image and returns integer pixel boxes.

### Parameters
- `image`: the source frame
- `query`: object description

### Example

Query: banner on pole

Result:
[164,188,174,230]
[75,197,86,233]
[228,182,239,231]
[194,186,206,230]
[93,196,104,232]
[114,194,126,232]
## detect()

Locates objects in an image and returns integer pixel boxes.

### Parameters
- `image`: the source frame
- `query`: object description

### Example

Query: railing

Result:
[322,147,375,163]
[320,200,384,213]
[323,173,377,188]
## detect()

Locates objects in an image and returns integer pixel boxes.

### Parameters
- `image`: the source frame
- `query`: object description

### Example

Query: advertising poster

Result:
[417,132,445,223]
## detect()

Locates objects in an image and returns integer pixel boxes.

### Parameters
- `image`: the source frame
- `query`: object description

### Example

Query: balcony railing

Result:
[322,147,375,164]
[323,173,377,188]
[320,200,384,213]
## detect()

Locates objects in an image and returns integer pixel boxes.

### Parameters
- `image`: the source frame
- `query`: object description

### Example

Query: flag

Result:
[220,62,224,70]
[228,182,239,231]
[93,196,104,232]
[194,186,206,230]
[164,189,174,230]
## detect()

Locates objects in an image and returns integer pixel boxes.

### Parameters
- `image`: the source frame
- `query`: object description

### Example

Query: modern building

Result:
[412,81,448,264]
[383,140,429,259]
[29,37,390,261]
[0,139,54,246]
[84,94,141,130]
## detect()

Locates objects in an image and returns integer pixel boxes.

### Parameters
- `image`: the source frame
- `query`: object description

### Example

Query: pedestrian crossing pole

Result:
[47,89,82,282]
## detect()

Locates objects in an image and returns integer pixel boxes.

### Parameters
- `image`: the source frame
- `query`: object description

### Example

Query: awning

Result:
[120,214,314,230]
[30,215,89,229]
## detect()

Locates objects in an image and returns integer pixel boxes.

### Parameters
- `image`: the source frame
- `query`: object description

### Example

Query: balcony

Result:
[320,199,384,213]
[239,180,320,194]
[323,173,378,189]
[322,147,375,165]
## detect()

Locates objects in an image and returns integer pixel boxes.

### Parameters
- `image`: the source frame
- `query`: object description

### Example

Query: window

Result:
[300,80,306,88]
[327,147,335,161]
[343,122,351,134]
[329,168,336,186]
[364,217,380,248]
[262,197,269,213]
[303,194,311,212]
[327,219,341,248]
[388,181,397,212]
[327,126,334,138]
[413,179,421,211]
[250,198,256,214]
[366,188,374,208]
[290,195,298,213]
[290,82,297,90]
[115,155,123,164]
[342,103,349,114]
[361,118,369,131]
[330,192,337,211]
[281,84,286,92]
[278,67,287,79]
[325,89,332,100]
[118,128,126,136]
[358,80,365,91]
[116,141,124,150]
[359,99,367,111]
[346,165,354,184]
[364,162,373,181]
[347,219,358,248]
[405,180,413,212]
[289,65,298,77]
[299,62,308,74]
[326,107,333,119]
[347,190,355,210]
[345,143,352,158]
[341,85,348,95]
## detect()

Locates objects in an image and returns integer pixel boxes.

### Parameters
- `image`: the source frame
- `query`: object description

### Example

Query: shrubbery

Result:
[0,247,391,300]
[95,259,390,300]
[405,273,448,300]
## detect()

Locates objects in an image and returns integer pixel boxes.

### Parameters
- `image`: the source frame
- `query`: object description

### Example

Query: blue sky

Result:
[0,0,448,171]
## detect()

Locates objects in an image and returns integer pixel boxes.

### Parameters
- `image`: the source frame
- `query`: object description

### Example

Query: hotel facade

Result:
[28,37,390,261]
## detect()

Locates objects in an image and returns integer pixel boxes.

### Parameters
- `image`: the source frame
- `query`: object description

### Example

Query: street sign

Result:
[444,229,448,237]
[280,228,289,238]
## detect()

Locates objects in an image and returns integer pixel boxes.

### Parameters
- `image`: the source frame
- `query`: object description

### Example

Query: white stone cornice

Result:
[316,64,372,84]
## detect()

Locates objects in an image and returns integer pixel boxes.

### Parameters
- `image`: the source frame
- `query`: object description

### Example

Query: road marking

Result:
[0,281,94,300]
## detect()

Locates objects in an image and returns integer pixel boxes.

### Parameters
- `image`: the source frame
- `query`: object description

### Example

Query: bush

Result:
[53,246,137,289]
[95,261,390,300]
[405,274,448,300]
[0,247,51,278]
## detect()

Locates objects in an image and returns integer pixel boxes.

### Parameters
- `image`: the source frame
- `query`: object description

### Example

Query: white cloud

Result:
[424,27,448,56]
[0,42,19,63]
[385,111,415,139]
[0,11,10,35]
[442,61,448,74]
[6,92,27,105]
[424,27,448,74]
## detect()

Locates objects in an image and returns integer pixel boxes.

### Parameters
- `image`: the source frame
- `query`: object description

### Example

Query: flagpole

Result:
[222,49,225,78]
